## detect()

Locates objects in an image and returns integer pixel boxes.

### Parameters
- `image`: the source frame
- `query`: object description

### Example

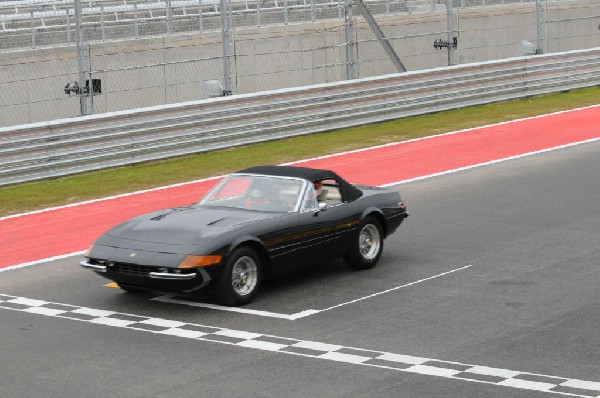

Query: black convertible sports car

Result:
[81,165,408,306]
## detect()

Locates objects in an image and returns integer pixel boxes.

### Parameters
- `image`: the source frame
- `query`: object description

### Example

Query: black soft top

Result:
[237,165,363,202]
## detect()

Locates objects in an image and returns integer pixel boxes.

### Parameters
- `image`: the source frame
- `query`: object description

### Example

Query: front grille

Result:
[108,262,156,276]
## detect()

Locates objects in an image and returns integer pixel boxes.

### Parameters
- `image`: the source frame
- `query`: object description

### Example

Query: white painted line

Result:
[318,351,371,364]
[499,378,555,391]
[293,341,344,352]
[8,297,47,306]
[288,309,321,319]
[466,365,521,378]
[407,365,461,377]
[1,292,598,398]
[89,317,137,327]
[159,327,208,339]
[317,265,473,314]
[376,353,429,365]
[380,136,600,188]
[0,176,225,222]
[4,104,598,222]
[24,306,66,316]
[560,379,600,392]
[152,266,472,320]
[281,104,600,166]
[71,307,115,317]
[237,340,288,351]
[214,329,263,340]
[139,318,186,328]
[151,294,309,320]
[0,251,83,273]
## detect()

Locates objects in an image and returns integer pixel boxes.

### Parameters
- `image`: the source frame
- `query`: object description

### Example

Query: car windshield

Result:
[198,174,306,212]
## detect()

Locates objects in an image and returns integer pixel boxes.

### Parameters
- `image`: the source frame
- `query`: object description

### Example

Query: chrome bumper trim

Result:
[149,271,197,280]
[80,260,107,273]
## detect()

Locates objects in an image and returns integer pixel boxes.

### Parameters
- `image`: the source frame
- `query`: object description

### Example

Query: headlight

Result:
[178,255,222,268]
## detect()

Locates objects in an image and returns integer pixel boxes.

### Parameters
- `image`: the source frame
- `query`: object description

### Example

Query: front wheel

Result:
[344,217,383,270]
[214,247,262,306]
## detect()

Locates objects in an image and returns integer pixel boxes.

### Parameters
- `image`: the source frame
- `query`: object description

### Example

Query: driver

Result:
[314,180,327,203]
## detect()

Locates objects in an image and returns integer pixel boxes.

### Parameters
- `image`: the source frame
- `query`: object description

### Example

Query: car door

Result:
[266,182,359,272]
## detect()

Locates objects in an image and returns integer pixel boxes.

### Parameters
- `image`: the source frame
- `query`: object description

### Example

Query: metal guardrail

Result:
[1,47,599,187]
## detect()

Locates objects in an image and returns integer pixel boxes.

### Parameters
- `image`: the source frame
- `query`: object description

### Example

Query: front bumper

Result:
[80,260,197,280]
[80,259,214,293]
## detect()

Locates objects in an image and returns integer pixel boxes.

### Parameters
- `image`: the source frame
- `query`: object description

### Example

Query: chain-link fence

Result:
[1,0,599,127]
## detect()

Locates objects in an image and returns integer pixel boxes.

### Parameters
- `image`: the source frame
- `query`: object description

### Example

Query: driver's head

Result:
[314,181,323,195]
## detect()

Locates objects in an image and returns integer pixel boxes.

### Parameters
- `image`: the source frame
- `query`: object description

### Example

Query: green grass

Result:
[1,86,598,217]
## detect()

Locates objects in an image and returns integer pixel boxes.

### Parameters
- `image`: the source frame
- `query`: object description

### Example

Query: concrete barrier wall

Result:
[1,1,598,128]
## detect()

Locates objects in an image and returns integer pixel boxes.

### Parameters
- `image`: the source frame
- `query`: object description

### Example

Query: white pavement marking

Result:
[238,340,289,351]
[293,341,344,351]
[1,292,598,398]
[152,265,473,320]
[380,136,600,188]
[150,295,319,320]
[0,251,83,273]
[318,265,473,313]
[467,365,521,378]
[139,318,186,328]
[319,351,372,364]
[407,365,461,377]
[499,378,556,391]
[561,380,600,391]
[159,327,208,338]
[377,353,429,365]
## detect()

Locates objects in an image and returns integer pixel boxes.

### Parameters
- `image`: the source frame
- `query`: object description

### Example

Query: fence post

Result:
[66,9,72,44]
[134,2,139,39]
[166,1,173,34]
[257,0,261,26]
[220,0,232,95]
[535,0,543,54]
[284,0,288,24]
[198,0,203,31]
[344,0,355,80]
[74,0,88,116]
[447,0,454,65]
[101,6,106,41]
[30,11,36,48]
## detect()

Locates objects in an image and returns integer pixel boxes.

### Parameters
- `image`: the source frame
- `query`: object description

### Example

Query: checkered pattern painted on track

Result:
[1,293,599,398]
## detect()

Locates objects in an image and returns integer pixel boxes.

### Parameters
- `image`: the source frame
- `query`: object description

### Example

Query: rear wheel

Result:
[344,217,383,270]
[214,247,262,306]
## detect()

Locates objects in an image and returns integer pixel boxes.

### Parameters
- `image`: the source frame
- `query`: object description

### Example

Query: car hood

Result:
[105,205,282,245]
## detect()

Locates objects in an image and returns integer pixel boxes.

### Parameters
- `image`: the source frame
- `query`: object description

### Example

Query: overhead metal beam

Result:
[353,0,406,73]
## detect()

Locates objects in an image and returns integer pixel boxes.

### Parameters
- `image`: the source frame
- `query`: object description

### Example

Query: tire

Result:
[117,283,145,293]
[214,247,262,306]
[344,216,384,270]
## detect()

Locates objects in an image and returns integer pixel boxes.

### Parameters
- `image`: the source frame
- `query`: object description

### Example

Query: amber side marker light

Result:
[178,255,222,268]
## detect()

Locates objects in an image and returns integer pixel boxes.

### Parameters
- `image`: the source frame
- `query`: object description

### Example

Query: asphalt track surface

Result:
[1,106,599,397]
